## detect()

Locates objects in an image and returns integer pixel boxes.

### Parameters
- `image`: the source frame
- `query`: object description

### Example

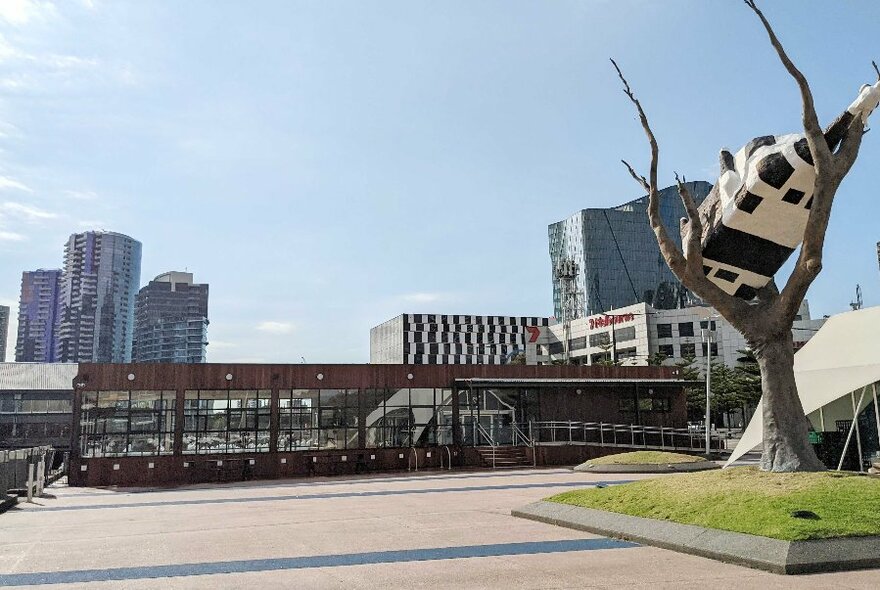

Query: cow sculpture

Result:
[694,80,880,299]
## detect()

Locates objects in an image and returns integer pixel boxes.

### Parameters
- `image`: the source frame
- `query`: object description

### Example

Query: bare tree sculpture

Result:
[614,1,876,471]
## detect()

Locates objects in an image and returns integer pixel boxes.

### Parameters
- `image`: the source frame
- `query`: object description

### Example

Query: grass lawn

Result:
[550,467,880,540]
[586,451,705,466]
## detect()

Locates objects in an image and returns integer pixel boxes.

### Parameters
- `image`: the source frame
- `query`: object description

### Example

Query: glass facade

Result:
[0,390,72,449]
[79,390,176,457]
[549,181,712,318]
[75,384,678,458]
[183,390,271,454]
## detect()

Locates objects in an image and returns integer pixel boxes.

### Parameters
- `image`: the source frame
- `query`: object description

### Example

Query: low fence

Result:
[527,421,725,452]
[1,446,61,510]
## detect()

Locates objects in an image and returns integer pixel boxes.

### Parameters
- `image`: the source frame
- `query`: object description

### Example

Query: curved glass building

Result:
[549,181,712,319]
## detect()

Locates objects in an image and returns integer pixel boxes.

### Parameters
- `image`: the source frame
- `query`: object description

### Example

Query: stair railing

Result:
[511,423,536,467]
[475,423,497,469]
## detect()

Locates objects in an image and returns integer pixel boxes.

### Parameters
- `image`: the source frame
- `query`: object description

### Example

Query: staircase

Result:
[475,446,532,469]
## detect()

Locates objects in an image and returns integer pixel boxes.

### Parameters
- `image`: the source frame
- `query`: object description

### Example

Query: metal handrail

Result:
[439,445,452,471]
[475,423,496,469]
[511,423,533,447]
[512,423,536,466]
[526,420,723,452]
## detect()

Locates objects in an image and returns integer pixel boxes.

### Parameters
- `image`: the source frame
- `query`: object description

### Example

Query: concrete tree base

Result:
[572,461,719,474]
[512,501,880,574]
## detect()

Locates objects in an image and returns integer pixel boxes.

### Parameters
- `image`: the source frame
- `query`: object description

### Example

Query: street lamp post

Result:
[701,316,718,456]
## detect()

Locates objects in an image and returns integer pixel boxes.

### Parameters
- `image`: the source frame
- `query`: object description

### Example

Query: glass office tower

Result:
[549,181,712,319]
[15,269,62,362]
[56,231,142,363]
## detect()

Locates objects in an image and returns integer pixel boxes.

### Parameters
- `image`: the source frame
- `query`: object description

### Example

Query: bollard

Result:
[37,459,45,496]
[26,464,35,503]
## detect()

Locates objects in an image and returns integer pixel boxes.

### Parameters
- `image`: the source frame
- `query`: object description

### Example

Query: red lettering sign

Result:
[588,313,635,330]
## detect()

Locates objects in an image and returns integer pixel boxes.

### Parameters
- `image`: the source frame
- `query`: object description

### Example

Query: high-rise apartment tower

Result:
[14,269,62,362]
[56,231,142,363]
[0,305,9,362]
[132,271,209,363]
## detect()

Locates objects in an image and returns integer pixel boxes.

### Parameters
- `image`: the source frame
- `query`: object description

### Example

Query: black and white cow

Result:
[693,80,880,299]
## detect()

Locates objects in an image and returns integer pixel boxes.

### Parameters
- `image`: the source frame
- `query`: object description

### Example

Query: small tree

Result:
[613,1,875,471]
[646,351,668,366]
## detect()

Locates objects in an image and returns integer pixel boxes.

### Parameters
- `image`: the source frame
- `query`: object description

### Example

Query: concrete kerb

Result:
[511,500,880,575]
[572,461,719,474]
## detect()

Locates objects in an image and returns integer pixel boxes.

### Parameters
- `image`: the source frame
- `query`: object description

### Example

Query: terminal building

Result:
[370,314,551,365]
[66,362,693,487]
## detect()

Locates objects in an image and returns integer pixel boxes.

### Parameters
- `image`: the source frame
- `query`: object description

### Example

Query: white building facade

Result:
[540,301,824,369]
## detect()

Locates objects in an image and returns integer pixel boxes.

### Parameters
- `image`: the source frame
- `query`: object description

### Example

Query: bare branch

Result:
[621,160,650,192]
[744,0,832,171]
[610,58,658,193]
[674,172,704,267]
[612,59,753,330]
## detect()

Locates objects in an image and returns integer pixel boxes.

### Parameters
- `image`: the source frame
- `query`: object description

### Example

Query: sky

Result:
[0,0,879,363]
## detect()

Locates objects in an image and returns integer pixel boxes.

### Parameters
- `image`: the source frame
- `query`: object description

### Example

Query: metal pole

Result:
[872,383,880,453]
[610,315,617,364]
[704,330,712,456]
[819,406,826,432]
[852,391,865,472]
[838,386,868,471]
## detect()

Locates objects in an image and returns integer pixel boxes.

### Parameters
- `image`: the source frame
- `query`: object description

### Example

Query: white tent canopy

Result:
[725,306,880,467]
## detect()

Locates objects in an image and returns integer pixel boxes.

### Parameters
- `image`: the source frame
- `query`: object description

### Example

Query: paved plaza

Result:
[0,468,878,589]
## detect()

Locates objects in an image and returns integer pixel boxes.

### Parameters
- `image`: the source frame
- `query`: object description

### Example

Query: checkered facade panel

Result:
[401,314,548,365]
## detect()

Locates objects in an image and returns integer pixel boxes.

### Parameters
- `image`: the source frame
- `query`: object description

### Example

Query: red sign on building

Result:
[588,313,635,330]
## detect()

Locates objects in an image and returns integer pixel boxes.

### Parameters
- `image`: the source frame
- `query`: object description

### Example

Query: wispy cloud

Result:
[255,321,295,335]
[0,201,56,220]
[0,0,57,27]
[0,229,25,241]
[0,176,32,192]
[209,340,238,350]
[64,189,98,201]
[398,292,454,304]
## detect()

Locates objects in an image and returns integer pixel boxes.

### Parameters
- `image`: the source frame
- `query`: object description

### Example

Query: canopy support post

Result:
[837,386,867,471]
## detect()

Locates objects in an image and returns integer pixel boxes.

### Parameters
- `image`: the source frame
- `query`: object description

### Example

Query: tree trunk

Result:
[753,331,825,472]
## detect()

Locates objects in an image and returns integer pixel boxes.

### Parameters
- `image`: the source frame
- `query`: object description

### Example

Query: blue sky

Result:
[0,0,878,363]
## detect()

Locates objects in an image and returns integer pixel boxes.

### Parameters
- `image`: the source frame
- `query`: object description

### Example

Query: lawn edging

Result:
[511,500,880,575]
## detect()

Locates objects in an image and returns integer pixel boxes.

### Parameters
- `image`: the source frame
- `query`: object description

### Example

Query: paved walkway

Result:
[1,468,877,589]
